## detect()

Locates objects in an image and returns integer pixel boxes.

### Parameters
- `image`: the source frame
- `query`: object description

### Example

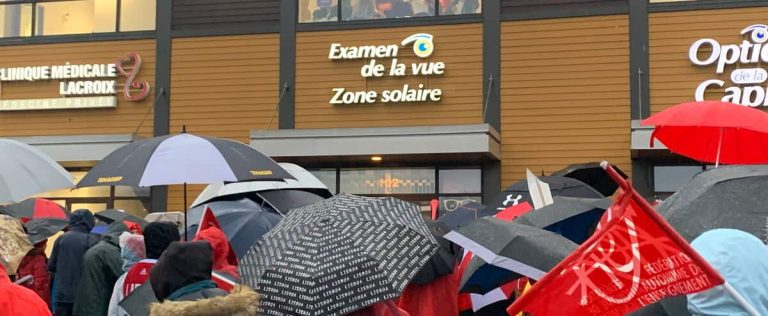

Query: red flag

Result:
[507,163,724,316]
[193,207,239,275]
[196,206,222,236]
[495,202,533,221]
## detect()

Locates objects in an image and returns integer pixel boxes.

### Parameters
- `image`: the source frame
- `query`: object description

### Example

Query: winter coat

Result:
[47,209,97,304]
[143,221,181,260]
[107,232,146,316]
[149,285,259,316]
[0,263,51,316]
[687,229,768,316]
[16,241,51,307]
[73,222,128,316]
[397,273,458,316]
[150,241,217,301]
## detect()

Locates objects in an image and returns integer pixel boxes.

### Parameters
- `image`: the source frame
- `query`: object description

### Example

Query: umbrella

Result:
[411,219,461,285]
[0,215,33,273]
[514,196,612,244]
[444,217,577,293]
[437,202,493,230]
[658,165,768,242]
[257,189,329,214]
[91,223,109,235]
[95,209,148,228]
[186,198,275,228]
[185,208,282,259]
[0,198,69,220]
[23,218,69,244]
[239,194,438,315]
[490,176,604,212]
[551,162,629,196]
[191,162,332,207]
[119,281,156,316]
[642,100,768,166]
[75,131,294,238]
[0,139,74,204]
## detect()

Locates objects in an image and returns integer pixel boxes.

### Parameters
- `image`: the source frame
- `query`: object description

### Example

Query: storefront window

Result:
[439,196,480,212]
[0,0,155,38]
[653,165,704,194]
[340,168,436,195]
[35,171,150,218]
[310,169,338,193]
[439,169,481,194]
[0,3,32,37]
[299,0,478,23]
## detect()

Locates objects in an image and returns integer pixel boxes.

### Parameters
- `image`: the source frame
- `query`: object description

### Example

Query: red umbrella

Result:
[642,101,768,166]
[0,198,69,221]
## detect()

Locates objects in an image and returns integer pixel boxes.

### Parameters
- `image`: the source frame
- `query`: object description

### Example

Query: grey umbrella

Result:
[0,139,74,204]
[514,196,612,244]
[658,165,768,242]
[239,194,438,315]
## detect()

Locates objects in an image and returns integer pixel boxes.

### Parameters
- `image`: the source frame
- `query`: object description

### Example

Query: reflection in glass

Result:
[0,4,32,38]
[439,0,481,15]
[299,0,339,23]
[439,169,481,194]
[35,0,117,36]
[120,0,155,31]
[309,169,338,194]
[343,0,435,21]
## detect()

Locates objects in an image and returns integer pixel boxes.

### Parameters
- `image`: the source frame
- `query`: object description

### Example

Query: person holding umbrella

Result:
[0,215,51,316]
[48,209,98,316]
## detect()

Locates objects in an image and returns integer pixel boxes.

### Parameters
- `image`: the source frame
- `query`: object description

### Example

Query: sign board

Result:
[0,52,150,111]
[328,33,445,105]
[690,24,768,106]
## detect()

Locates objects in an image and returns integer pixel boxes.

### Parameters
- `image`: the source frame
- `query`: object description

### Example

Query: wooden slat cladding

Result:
[167,34,279,211]
[649,7,768,113]
[0,40,156,137]
[172,0,280,31]
[294,24,484,129]
[500,15,631,188]
[501,0,628,19]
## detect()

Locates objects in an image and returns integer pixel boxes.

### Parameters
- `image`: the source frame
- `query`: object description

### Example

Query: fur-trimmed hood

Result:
[149,286,259,316]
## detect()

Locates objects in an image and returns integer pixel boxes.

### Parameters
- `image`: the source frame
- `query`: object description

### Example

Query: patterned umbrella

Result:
[0,215,32,273]
[239,194,438,316]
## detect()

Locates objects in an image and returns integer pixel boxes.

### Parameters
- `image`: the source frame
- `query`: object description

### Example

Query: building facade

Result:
[1,0,765,216]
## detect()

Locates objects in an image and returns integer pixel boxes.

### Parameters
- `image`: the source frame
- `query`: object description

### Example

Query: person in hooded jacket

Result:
[106,232,145,316]
[48,209,98,316]
[149,241,259,316]
[687,229,768,316]
[108,222,179,316]
[193,226,240,290]
[72,221,128,316]
[17,240,51,307]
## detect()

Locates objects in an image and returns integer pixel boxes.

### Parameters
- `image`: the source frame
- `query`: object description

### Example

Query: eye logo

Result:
[401,33,434,58]
[741,24,768,43]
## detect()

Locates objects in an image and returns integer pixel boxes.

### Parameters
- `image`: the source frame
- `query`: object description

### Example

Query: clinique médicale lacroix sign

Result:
[0,52,150,111]
[328,33,444,105]
[690,24,768,106]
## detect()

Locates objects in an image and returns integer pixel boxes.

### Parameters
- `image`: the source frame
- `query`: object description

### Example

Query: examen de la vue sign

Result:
[0,52,150,111]
[690,24,768,106]
[328,33,444,105]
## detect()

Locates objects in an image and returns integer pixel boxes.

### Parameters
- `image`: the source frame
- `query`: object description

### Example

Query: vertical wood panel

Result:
[649,7,768,113]
[0,40,156,137]
[295,24,484,129]
[500,15,631,188]
[167,34,279,211]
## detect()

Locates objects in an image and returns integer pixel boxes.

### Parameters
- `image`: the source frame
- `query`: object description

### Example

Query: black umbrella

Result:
[551,162,629,196]
[257,189,329,214]
[514,196,612,244]
[186,198,278,229]
[411,219,461,285]
[186,209,282,259]
[0,198,69,220]
[437,202,494,230]
[95,209,148,228]
[239,194,438,315]
[491,176,604,212]
[444,217,577,294]
[24,218,68,244]
[658,165,768,242]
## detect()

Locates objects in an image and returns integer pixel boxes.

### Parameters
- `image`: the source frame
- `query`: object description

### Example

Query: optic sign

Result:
[328,33,444,105]
[689,24,768,106]
[0,52,150,111]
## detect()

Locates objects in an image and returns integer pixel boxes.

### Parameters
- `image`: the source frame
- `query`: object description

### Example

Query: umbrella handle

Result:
[600,161,629,190]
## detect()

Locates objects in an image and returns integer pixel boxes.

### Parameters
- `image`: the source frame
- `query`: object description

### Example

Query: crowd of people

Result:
[0,210,259,316]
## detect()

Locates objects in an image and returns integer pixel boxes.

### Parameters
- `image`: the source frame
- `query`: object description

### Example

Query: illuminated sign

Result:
[328,33,444,105]
[0,52,150,111]
[689,24,768,106]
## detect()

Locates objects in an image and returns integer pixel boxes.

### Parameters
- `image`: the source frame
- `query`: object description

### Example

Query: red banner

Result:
[507,164,724,316]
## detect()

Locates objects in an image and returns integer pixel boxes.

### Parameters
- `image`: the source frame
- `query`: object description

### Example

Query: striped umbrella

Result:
[0,198,69,220]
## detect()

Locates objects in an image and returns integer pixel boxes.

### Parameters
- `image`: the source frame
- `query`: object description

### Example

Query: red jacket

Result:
[194,227,239,278]
[1,263,51,316]
[17,242,50,307]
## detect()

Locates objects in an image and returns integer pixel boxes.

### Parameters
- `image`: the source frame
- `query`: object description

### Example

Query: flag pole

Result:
[722,282,761,316]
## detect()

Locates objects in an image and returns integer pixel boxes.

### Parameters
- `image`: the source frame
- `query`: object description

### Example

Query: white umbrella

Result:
[0,139,74,204]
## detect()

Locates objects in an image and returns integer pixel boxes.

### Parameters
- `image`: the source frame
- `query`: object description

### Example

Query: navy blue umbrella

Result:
[514,196,611,244]
[437,202,493,231]
[187,209,282,259]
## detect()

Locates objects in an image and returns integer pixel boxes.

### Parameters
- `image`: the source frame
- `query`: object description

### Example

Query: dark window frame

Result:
[297,0,482,26]
[0,0,155,40]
